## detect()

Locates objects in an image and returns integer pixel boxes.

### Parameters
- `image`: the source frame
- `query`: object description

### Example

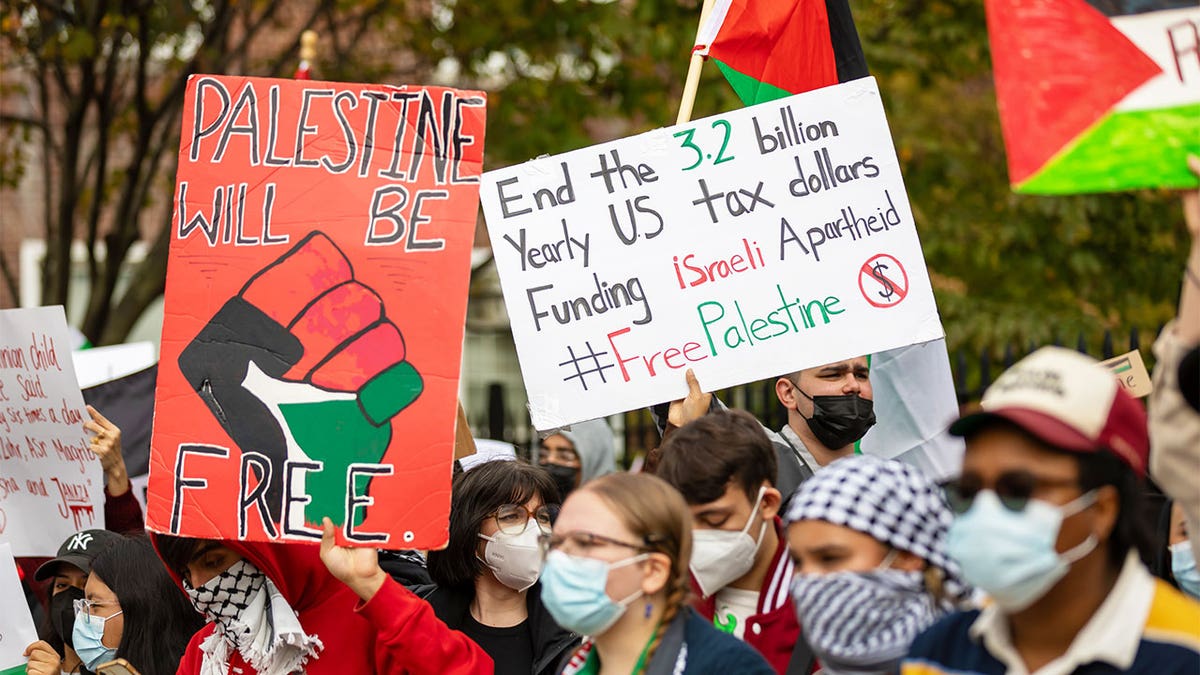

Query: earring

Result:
[644,601,653,619]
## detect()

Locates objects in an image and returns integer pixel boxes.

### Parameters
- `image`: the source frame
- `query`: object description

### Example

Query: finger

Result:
[320,516,336,554]
[685,368,701,396]
[83,420,105,435]
[1188,154,1200,178]
[86,405,113,428]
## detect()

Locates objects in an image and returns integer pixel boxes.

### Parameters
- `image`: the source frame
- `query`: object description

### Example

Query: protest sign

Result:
[481,77,943,431]
[0,542,38,675]
[147,75,486,549]
[987,0,1200,194]
[0,307,104,557]
[1102,349,1154,398]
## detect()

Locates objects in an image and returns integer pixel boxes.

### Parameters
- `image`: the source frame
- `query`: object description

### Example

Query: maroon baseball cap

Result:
[950,347,1148,476]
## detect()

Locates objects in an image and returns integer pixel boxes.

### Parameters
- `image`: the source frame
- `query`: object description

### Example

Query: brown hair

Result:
[656,409,777,504]
[583,472,691,666]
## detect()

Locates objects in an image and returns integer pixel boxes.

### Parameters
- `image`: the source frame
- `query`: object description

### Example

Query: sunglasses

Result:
[942,470,1080,515]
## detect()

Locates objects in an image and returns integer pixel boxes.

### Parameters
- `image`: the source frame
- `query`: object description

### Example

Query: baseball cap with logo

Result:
[949,346,1149,477]
[34,529,124,581]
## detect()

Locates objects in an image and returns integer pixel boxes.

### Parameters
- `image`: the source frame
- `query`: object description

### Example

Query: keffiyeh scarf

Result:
[185,559,323,675]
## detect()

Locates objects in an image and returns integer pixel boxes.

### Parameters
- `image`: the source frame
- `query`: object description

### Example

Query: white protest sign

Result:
[0,307,105,556]
[0,542,38,674]
[481,77,944,430]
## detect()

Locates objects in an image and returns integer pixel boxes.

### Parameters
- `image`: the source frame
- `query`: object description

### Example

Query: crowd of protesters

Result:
[15,162,1200,674]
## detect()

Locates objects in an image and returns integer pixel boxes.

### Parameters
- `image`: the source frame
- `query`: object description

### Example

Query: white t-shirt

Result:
[712,586,759,640]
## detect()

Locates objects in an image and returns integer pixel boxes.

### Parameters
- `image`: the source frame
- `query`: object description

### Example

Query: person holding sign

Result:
[540,472,772,674]
[904,348,1200,675]
[653,410,800,674]
[657,359,875,506]
[153,531,492,675]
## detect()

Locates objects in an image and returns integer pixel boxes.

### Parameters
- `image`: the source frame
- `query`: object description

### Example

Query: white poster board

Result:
[0,542,38,674]
[481,78,944,430]
[0,307,105,556]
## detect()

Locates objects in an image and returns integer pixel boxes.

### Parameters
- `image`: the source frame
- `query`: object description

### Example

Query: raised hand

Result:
[667,368,714,428]
[319,517,387,602]
[84,405,129,496]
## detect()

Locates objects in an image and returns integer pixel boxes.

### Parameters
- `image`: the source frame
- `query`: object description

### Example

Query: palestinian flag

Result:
[694,0,869,105]
[987,0,1200,194]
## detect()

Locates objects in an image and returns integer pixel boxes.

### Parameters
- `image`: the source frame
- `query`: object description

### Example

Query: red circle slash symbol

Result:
[859,254,909,308]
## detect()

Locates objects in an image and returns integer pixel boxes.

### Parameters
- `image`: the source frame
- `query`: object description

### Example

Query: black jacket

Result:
[409,581,579,675]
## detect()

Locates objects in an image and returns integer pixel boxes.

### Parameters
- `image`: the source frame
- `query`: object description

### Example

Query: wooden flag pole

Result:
[676,0,718,125]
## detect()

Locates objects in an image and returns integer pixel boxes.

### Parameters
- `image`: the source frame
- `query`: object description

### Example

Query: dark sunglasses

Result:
[942,470,1080,515]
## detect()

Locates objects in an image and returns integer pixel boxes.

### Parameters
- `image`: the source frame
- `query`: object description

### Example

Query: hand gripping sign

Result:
[148,75,485,549]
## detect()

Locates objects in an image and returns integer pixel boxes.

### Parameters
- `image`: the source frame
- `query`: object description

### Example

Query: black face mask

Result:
[540,462,579,501]
[51,585,85,648]
[796,388,876,450]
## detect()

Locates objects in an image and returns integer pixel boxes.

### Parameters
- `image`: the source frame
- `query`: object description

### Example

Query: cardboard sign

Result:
[481,77,943,430]
[0,307,105,556]
[987,1,1200,194]
[1102,349,1154,398]
[147,75,486,549]
[0,542,38,674]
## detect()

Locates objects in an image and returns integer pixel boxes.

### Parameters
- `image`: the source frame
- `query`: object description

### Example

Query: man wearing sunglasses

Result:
[904,346,1200,675]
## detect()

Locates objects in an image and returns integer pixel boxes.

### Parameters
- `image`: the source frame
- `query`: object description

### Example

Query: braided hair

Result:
[583,473,692,672]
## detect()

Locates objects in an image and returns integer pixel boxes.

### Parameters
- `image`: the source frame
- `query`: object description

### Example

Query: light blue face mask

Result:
[1170,541,1200,599]
[72,608,122,670]
[947,489,1097,612]
[539,550,648,636]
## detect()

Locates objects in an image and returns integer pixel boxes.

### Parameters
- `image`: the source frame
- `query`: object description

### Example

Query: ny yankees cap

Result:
[950,346,1149,477]
[34,529,124,581]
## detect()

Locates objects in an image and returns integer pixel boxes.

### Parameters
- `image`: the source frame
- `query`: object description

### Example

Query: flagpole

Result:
[676,0,718,125]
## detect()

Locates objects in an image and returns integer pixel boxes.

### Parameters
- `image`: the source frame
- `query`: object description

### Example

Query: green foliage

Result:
[851,0,1187,356]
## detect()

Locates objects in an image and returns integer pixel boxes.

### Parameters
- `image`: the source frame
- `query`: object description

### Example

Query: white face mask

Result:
[690,486,768,597]
[479,519,544,592]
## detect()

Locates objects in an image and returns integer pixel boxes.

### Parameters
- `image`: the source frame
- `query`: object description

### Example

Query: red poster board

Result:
[146,75,486,549]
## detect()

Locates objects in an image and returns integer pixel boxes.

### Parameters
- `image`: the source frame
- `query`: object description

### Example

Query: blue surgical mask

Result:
[72,609,122,671]
[1170,541,1200,599]
[539,550,648,636]
[947,489,1097,612]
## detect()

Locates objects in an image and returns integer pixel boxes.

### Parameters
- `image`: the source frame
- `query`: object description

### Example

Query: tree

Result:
[0,0,731,344]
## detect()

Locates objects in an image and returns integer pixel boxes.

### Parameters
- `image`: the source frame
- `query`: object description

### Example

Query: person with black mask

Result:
[536,419,617,501]
[652,358,876,504]
[28,528,123,674]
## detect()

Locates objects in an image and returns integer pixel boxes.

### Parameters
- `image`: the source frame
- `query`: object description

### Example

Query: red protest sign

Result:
[146,75,486,549]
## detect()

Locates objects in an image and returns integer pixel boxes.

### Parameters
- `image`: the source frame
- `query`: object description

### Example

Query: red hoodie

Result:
[151,535,491,675]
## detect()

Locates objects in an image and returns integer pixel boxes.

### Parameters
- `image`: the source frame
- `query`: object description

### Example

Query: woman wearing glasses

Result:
[541,472,771,674]
[72,535,202,674]
[784,455,971,674]
[416,459,578,675]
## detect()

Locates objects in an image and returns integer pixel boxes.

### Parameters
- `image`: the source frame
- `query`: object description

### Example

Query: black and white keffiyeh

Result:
[784,454,969,599]
[185,559,323,675]
[790,568,937,675]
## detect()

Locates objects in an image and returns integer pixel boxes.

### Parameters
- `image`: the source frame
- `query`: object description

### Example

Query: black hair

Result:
[153,534,204,581]
[655,409,777,505]
[1073,448,1154,569]
[426,459,559,589]
[89,535,204,675]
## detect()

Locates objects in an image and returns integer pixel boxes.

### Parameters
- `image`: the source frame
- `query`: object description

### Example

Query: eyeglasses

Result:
[942,470,1081,514]
[488,504,553,536]
[73,597,121,619]
[538,530,662,559]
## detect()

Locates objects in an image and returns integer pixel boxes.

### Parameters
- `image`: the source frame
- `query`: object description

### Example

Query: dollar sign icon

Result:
[871,262,896,301]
